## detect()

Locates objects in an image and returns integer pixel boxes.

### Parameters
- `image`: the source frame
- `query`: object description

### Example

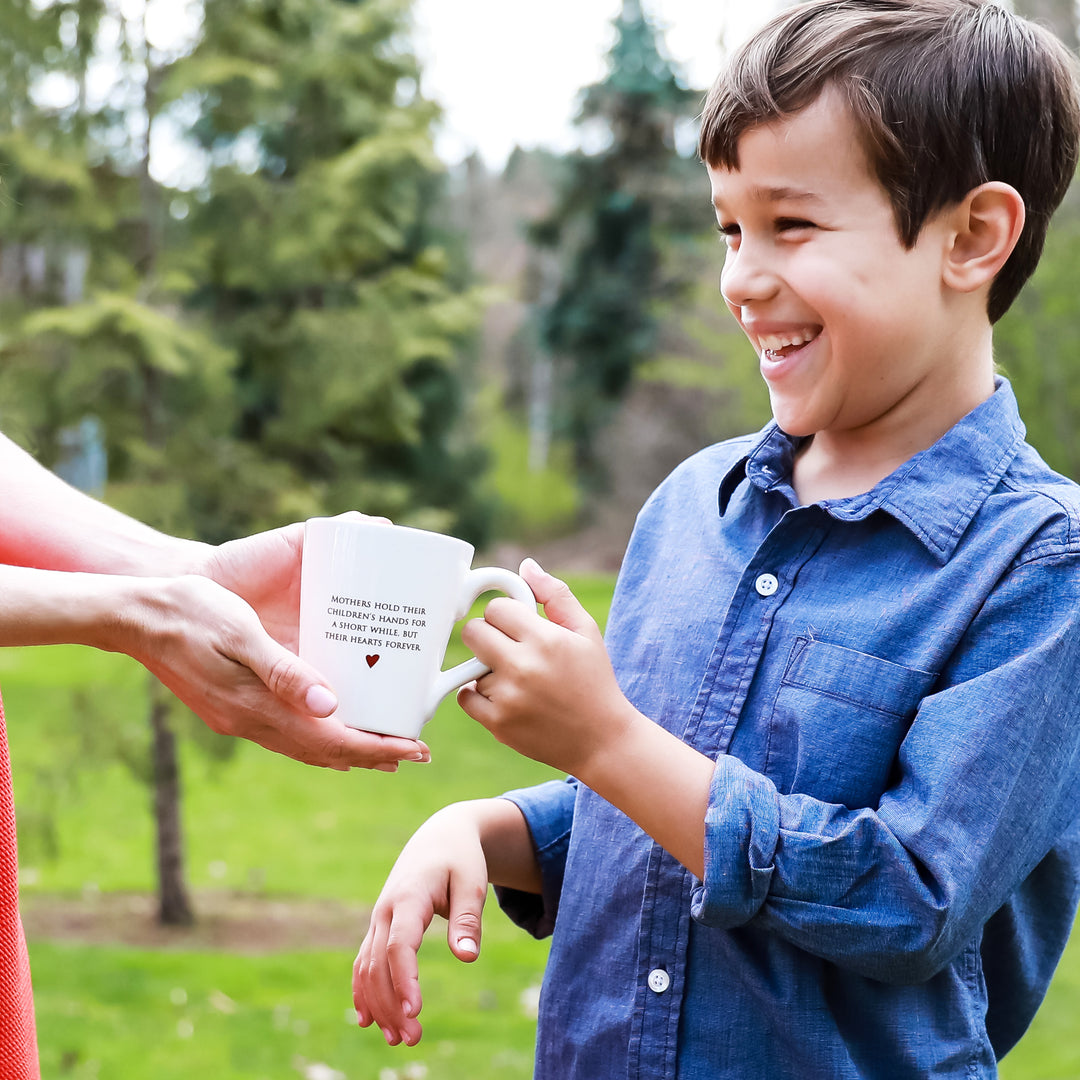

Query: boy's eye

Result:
[716,222,740,245]
[776,218,815,232]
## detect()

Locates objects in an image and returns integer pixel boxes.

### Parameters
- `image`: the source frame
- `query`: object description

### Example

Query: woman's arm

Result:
[0,432,204,576]
[0,433,429,770]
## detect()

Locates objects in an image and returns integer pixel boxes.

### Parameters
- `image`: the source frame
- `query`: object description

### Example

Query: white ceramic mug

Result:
[298,517,536,738]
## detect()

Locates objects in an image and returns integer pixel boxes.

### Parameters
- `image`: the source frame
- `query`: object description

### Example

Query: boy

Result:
[353,1,1080,1075]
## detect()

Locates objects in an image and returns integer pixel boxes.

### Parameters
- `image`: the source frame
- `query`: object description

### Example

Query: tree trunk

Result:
[149,675,194,926]
[130,0,193,927]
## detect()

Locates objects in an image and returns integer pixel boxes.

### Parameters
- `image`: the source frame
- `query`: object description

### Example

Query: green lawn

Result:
[29,926,544,1080]
[4,572,1079,1077]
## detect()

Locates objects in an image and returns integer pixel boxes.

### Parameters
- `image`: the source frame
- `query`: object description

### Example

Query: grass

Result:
[4,571,1080,1077]
[30,924,544,1080]
[4,575,613,1079]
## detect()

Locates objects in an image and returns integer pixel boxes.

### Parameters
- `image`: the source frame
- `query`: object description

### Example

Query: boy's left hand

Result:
[459,559,637,777]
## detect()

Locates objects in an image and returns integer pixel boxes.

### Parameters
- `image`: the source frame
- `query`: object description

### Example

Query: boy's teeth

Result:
[759,331,814,352]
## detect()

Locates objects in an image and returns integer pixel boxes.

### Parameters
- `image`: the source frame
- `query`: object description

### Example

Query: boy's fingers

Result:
[447,891,484,963]
[458,684,498,728]
[362,911,406,1044]
[386,909,426,1025]
[519,558,601,640]
[461,613,515,661]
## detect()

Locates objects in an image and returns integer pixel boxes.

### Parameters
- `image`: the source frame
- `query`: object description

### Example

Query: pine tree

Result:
[529,0,701,483]
[0,0,490,924]
[165,0,492,542]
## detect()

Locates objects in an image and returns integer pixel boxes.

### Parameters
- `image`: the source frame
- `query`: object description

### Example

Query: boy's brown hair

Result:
[698,0,1080,322]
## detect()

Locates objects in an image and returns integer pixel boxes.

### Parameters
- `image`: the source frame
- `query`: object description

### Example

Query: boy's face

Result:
[709,90,976,447]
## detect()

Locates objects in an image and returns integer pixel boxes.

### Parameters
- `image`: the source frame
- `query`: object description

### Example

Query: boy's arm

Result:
[493,777,577,939]
[460,561,715,877]
[461,556,1080,983]
[353,797,540,1046]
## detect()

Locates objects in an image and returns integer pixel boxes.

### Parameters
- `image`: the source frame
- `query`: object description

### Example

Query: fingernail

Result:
[375,762,399,773]
[409,751,430,762]
[305,684,338,716]
[402,1001,413,1018]
[382,1027,395,1044]
[458,937,478,956]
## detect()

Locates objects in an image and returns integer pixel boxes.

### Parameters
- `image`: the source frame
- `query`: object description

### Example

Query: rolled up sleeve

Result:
[692,552,1080,985]
[495,778,577,939]
[691,754,780,928]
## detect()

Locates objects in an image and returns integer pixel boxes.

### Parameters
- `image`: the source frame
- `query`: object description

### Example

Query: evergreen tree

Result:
[165,0,492,542]
[529,0,701,482]
[0,0,239,926]
[0,0,489,923]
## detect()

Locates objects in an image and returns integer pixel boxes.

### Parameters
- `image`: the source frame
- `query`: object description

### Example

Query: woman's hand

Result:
[108,509,419,771]
[193,512,383,652]
[115,570,429,771]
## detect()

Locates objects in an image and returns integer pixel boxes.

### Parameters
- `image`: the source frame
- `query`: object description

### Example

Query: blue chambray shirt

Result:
[496,379,1080,1079]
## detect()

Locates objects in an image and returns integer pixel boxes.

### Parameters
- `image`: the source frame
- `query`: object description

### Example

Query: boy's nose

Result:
[720,244,779,308]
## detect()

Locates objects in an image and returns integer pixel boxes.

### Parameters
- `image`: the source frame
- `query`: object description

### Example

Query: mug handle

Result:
[425,567,537,718]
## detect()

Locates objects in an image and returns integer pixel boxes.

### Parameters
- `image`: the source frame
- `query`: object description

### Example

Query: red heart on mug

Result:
[365,654,380,668]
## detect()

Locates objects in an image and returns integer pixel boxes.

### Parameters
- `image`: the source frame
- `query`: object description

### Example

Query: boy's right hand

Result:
[352,805,489,1046]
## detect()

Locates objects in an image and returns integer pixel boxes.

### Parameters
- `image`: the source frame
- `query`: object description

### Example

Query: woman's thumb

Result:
[248,633,339,718]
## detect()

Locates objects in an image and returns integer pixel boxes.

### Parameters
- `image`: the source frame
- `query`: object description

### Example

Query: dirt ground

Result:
[20,890,373,952]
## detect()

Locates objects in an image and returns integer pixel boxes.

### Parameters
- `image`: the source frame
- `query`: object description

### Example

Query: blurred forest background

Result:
[2,0,1080,1077]
[2,0,1078,566]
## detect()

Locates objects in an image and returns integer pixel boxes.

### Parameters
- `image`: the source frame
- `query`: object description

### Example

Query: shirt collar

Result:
[718,377,1026,564]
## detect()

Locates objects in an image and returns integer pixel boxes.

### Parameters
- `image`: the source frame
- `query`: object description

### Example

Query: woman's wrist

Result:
[0,565,155,653]
[121,534,214,579]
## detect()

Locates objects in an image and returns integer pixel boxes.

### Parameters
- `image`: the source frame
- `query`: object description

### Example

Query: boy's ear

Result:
[941,182,1025,296]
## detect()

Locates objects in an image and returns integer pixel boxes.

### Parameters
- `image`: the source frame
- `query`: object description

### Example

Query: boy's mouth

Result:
[757,328,819,360]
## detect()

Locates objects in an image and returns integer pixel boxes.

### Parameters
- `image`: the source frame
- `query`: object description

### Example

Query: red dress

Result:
[0,690,40,1079]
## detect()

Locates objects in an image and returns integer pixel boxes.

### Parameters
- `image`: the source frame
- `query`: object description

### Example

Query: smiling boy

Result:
[353,2,1080,1076]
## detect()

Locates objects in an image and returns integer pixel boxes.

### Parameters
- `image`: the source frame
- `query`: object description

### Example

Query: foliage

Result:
[484,406,581,541]
[527,0,703,483]
[165,0,494,543]
[0,0,494,920]
[995,196,1080,481]
[995,0,1080,480]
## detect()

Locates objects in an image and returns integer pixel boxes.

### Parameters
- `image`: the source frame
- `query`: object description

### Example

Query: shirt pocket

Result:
[763,636,938,809]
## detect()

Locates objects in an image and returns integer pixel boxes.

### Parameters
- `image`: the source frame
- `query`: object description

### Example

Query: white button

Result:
[648,968,671,994]
[755,573,779,597]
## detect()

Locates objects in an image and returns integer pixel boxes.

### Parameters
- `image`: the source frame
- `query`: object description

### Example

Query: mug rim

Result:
[304,516,475,557]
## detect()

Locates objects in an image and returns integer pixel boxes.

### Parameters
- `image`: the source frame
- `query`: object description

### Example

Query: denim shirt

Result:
[497,380,1080,1079]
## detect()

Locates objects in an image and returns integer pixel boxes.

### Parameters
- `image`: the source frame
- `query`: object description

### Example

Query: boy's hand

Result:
[353,806,488,1046]
[458,559,638,778]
